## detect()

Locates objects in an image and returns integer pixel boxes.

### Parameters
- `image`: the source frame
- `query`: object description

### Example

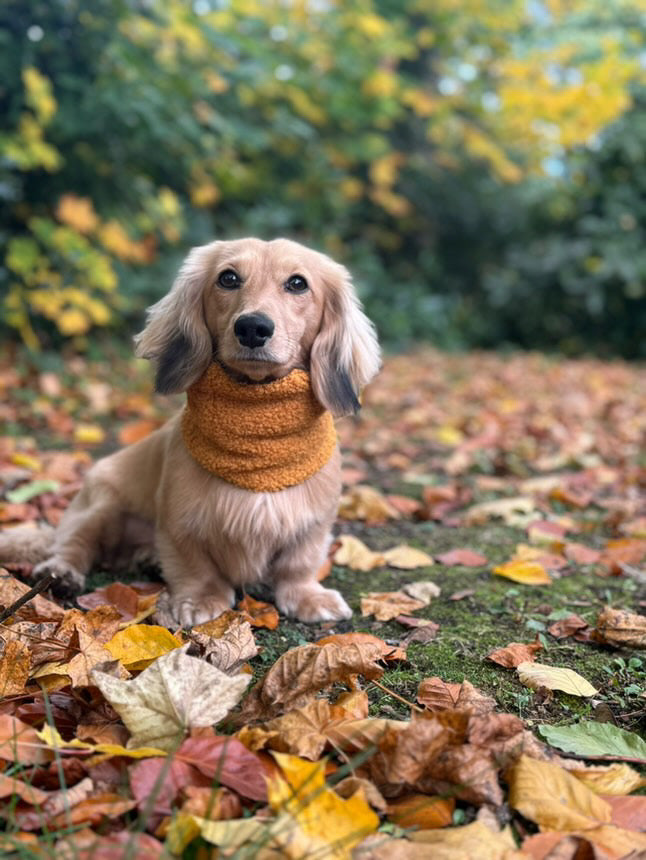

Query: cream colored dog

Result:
[1,239,380,626]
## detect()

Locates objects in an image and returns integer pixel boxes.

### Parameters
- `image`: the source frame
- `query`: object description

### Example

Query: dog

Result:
[0,238,380,626]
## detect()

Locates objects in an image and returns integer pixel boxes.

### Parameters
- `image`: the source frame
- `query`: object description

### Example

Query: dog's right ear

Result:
[134,244,215,394]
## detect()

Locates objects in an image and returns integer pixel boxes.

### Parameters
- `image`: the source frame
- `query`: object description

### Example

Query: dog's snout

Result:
[234,313,275,349]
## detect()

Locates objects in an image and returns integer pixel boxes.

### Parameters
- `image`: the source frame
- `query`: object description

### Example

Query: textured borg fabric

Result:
[181,362,337,492]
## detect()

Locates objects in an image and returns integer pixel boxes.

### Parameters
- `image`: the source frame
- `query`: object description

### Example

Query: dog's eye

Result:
[285,275,308,294]
[217,269,242,290]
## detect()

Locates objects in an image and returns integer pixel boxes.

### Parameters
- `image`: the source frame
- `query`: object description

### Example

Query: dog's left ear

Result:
[134,243,215,394]
[310,262,381,417]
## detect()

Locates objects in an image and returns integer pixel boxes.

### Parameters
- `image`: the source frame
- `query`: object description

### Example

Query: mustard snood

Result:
[181,362,337,492]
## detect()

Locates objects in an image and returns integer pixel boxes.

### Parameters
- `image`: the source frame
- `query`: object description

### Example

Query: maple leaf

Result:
[92,645,250,750]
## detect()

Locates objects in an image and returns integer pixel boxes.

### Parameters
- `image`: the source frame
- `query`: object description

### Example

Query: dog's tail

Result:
[0,524,56,566]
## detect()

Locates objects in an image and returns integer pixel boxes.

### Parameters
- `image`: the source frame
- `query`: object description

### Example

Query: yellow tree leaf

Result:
[493,560,551,585]
[105,624,182,669]
[269,753,379,859]
[508,754,612,831]
[517,661,598,696]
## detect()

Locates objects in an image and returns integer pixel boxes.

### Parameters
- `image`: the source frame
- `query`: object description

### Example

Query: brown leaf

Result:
[0,570,65,621]
[180,785,242,821]
[130,756,205,816]
[548,614,590,639]
[239,642,385,721]
[565,543,602,565]
[402,622,440,645]
[449,589,475,601]
[361,591,426,621]
[417,678,496,715]
[0,772,50,804]
[603,795,646,831]
[436,549,488,566]
[595,606,646,649]
[487,642,542,669]
[190,617,258,673]
[237,595,279,630]
[0,713,51,764]
[338,485,400,524]
[315,632,406,661]
[334,535,385,571]
[118,419,161,446]
[334,777,388,812]
[0,640,30,695]
[47,792,137,828]
[177,734,270,801]
[383,546,434,570]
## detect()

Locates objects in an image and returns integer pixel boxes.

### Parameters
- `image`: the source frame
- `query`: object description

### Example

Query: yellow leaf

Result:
[105,624,182,669]
[493,560,551,585]
[383,545,434,570]
[508,755,611,831]
[0,641,30,696]
[517,661,598,697]
[333,535,384,572]
[56,194,99,234]
[10,452,41,471]
[36,725,166,757]
[74,423,105,444]
[165,813,201,854]
[58,308,91,336]
[194,816,269,850]
[408,820,524,859]
[269,753,379,859]
[568,762,645,796]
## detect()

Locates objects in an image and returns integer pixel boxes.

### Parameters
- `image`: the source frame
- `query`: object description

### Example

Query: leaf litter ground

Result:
[0,347,645,858]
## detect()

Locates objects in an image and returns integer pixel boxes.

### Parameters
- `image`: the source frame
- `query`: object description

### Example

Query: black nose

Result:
[234,313,275,349]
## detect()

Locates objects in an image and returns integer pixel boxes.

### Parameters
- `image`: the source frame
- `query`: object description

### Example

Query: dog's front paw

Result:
[156,590,235,628]
[33,557,85,598]
[276,583,352,624]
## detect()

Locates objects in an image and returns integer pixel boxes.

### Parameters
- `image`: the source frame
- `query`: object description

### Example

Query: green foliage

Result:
[0,0,643,354]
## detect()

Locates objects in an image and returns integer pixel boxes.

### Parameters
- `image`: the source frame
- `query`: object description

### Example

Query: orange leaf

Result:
[387,794,455,829]
[487,642,542,668]
[118,419,161,447]
[237,595,279,630]
[316,632,406,662]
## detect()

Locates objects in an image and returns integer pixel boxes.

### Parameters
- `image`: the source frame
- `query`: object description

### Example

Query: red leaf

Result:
[129,756,206,816]
[604,795,646,831]
[177,734,269,801]
[435,549,488,566]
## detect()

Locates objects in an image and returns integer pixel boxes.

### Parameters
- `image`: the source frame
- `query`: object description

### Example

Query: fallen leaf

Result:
[104,624,182,669]
[0,772,50,804]
[269,752,379,858]
[190,617,258,673]
[0,570,65,620]
[527,520,568,544]
[508,754,612,831]
[239,642,384,721]
[361,592,426,621]
[333,777,388,812]
[564,543,601,565]
[0,640,30,695]
[382,545,434,570]
[493,560,552,585]
[356,822,521,860]
[395,615,438,628]
[518,662,598,697]
[118,419,160,446]
[130,756,205,816]
[566,762,645,796]
[386,794,455,829]
[6,479,60,504]
[538,721,646,762]
[47,793,136,828]
[402,622,440,645]
[604,795,646,830]
[402,580,441,603]
[464,496,536,527]
[74,423,105,444]
[177,733,269,801]
[449,589,475,601]
[315,632,405,662]
[487,642,542,669]
[547,614,589,639]
[435,549,487,566]
[237,595,280,630]
[338,485,400,524]
[594,606,646,649]
[180,785,242,821]
[92,645,250,750]
[0,713,51,764]
[334,535,385,572]
[417,678,496,715]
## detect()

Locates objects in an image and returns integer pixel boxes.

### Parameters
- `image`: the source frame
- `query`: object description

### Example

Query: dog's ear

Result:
[310,262,381,417]
[134,244,215,394]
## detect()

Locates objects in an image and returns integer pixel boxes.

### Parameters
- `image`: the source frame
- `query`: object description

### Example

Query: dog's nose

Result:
[234,313,275,349]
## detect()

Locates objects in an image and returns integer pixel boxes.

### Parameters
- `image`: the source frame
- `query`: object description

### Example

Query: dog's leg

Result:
[32,483,120,596]
[272,522,352,623]
[156,530,235,627]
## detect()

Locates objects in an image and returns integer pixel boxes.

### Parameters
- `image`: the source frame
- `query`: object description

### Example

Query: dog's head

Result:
[134,238,380,416]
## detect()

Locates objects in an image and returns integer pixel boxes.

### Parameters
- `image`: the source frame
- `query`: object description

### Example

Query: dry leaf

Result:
[402,622,440,645]
[92,645,250,750]
[566,762,645,796]
[239,642,385,722]
[334,777,388,812]
[595,606,646,649]
[436,549,488,566]
[417,678,496,715]
[0,714,52,764]
[0,570,65,620]
[517,662,598,696]
[338,485,400,524]
[493,560,552,585]
[0,640,30,695]
[565,543,601,565]
[547,614,589,639]
[334,535,385,571]
[383,545,434,570]
[315,632,406,662]
[508,754,612,831]
[402,580,441,603]
[387,794,455,829]
[190,617,258,673]
[361,592,426,621]
[269,752,379,858]
[237,595,280,630]
[464,497,536,527]
[487,642,542,669]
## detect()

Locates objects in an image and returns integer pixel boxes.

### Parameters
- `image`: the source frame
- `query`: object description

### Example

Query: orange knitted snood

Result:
[181,362,337,493]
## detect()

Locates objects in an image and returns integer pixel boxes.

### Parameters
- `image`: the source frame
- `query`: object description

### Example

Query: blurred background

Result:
[1,0,644,359]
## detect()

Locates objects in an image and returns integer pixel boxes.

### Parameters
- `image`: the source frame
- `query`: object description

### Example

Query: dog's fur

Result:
[0,238,380,626]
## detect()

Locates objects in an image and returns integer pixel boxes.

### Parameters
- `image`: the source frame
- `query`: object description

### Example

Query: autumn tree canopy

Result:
[0,0,644,354]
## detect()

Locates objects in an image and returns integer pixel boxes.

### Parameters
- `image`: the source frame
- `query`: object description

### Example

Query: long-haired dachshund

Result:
[1,239,380,626]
